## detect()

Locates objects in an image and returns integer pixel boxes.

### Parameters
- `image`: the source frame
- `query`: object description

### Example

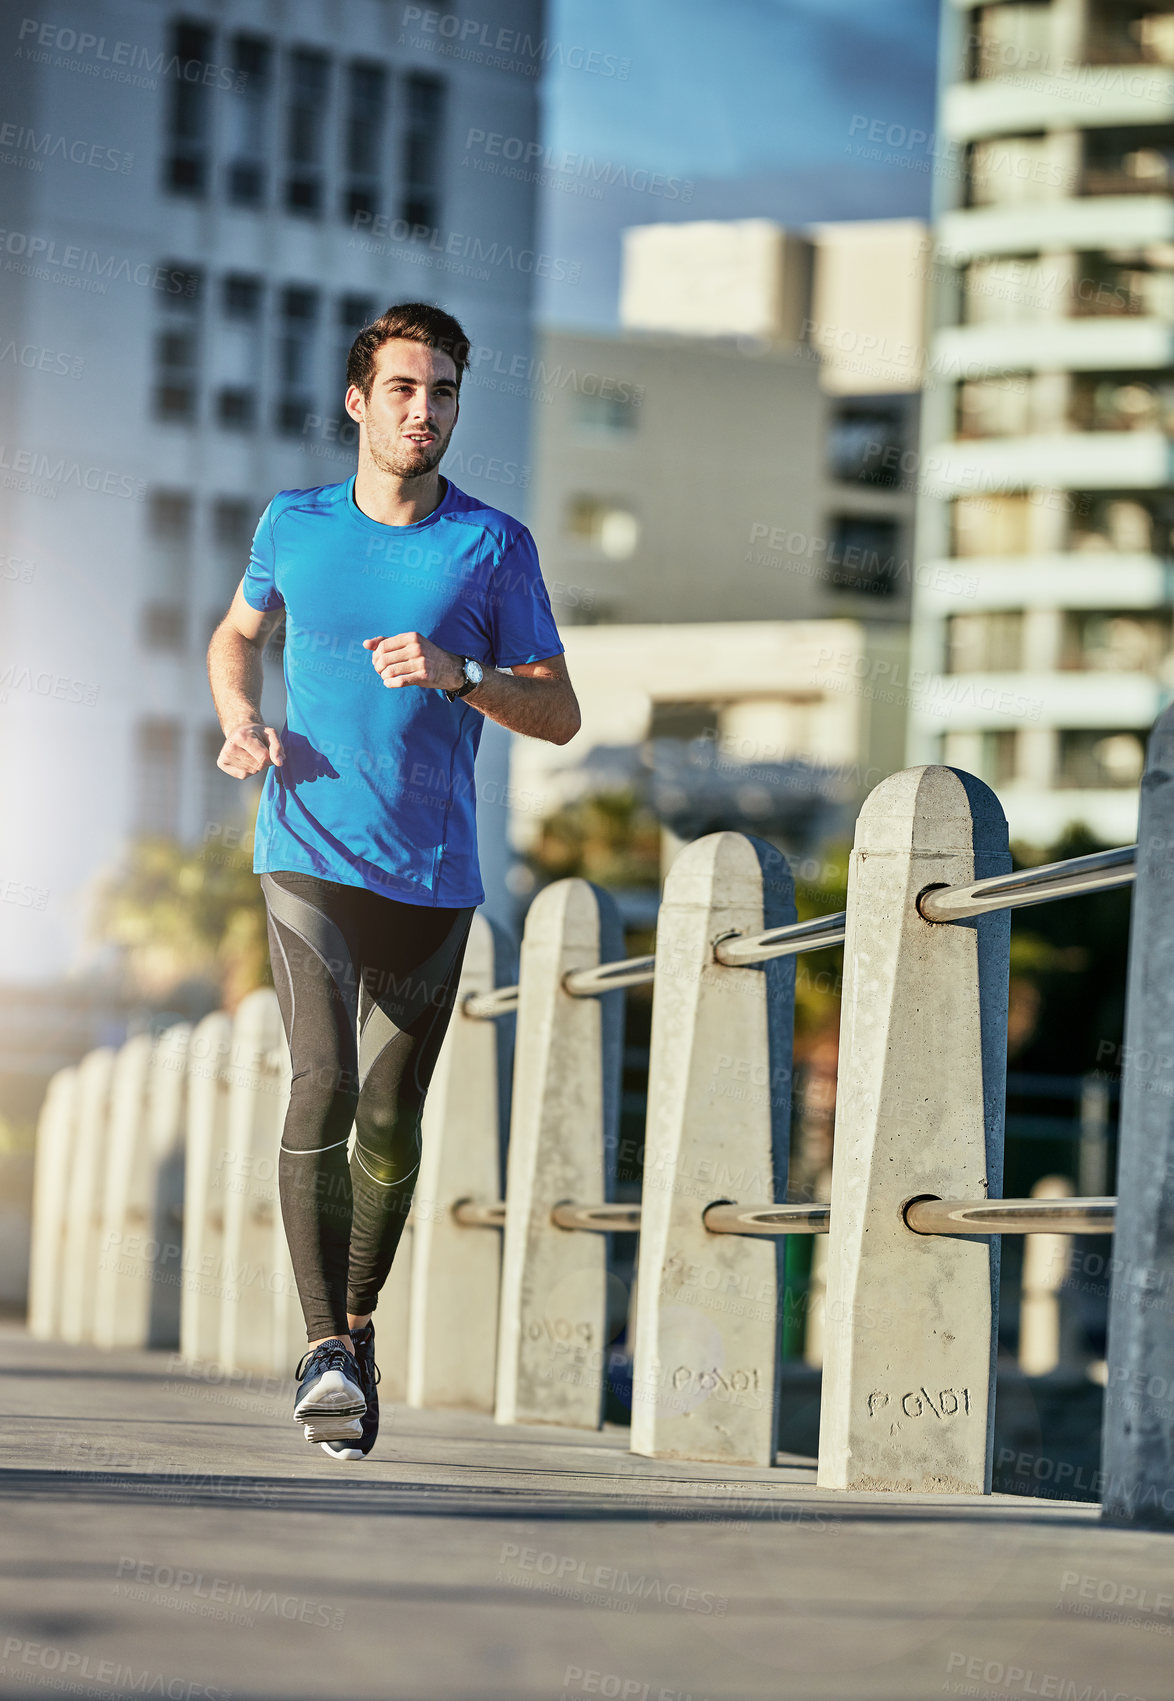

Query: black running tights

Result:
[261,870,474,1342]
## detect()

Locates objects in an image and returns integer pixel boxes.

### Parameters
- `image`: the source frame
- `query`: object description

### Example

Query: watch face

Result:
[466,658,484,685]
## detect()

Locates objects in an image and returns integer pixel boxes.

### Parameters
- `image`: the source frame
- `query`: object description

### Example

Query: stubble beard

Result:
[365,417,455,481]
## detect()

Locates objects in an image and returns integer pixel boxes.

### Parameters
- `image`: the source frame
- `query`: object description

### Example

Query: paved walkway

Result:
[0,1325,1169,1701]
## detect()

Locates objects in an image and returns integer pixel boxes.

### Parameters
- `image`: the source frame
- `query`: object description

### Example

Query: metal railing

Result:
[905,1195,1116,1235]
[461,841,1136,1241]
[463,845,1136,1021]
[449,1195,1116,1238]
[918,845,1135,924]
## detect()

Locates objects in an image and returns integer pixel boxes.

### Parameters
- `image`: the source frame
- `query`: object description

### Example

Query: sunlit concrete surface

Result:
[0,1326,1169,1700]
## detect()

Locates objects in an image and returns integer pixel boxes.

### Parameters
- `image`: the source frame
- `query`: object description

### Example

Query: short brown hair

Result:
[346,301,472,399]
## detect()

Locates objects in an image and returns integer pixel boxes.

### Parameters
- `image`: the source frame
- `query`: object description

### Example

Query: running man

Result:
[206,302,579,1460]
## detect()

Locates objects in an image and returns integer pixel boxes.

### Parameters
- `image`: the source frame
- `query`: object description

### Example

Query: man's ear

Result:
[343,382,365,425]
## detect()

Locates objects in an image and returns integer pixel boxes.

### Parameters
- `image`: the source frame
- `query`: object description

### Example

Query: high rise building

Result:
[0,0,546,1000]
[910,0,1174,844]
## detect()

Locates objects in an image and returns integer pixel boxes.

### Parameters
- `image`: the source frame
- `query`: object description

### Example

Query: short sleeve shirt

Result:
[241,475,563,906]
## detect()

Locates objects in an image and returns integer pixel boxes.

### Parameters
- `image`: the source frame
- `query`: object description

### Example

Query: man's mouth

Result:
[404,434,435,445]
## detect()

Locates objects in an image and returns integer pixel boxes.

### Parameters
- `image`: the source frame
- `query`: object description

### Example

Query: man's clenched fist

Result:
[363,631,465,693]
[217,722,286,778]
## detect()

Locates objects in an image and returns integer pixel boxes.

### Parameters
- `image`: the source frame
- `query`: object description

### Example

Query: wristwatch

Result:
[445,657,484,702]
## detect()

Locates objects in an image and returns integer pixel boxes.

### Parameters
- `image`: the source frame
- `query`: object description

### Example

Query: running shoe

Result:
[319,1320,381,1461]
[293,1338,365,1444]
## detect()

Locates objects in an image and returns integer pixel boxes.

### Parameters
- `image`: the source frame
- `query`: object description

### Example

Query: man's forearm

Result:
[464,668,578,745]
[208,620,266,734]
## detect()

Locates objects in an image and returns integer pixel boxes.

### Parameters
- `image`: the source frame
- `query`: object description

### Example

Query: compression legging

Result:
[260,870,475,1342]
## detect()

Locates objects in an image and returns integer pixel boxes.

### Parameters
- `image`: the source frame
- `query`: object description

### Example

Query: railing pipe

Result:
[919,845,1135,924]
[464,911,850,1021]
[550,1202,642,1232]
[702,1202,831,1236]
[905,1195,1115,1236]
[452,1198,507,1229]
[714,912,847,966]
[563,956,656,996]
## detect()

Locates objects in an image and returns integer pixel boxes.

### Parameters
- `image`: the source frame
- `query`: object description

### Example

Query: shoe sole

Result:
[302,1415,363,1444]
[293,1367,365,1424]
[319,1439,366,1461]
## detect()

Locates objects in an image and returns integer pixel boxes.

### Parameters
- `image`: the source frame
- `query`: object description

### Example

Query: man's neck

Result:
[353,460,447,527]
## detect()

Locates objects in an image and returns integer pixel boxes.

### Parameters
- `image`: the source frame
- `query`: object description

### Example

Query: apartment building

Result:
[910,0,1174,843]
[0,0,545,994]
[511,219,925,845]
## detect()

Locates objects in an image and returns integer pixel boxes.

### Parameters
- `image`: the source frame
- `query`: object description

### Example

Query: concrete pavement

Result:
[0,1324,1169,1701]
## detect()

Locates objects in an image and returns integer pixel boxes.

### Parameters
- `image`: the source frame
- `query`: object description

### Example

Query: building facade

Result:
[910,0,1174,844]
[0,0,547,993]
[519,219,924,842]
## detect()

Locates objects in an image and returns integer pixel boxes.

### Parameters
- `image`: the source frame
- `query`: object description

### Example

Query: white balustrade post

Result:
[93,1034,157,1349]
[27,1067,80,1341]
[495,879,623,1428]
[94,1025,192,1351]
[219,990,290,1374]
[408,913,515,1410]
[145,1022,192,1348]
[180,1011,235,1364]
[817,766,1010,1495]
[631,832,796,1466]
[59,1047,117,1344]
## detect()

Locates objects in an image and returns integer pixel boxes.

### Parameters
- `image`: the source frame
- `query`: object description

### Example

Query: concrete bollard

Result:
[817,766,1010,1495]
[180,1011,235,1364]
[92,1035,157,1348]
[219,991,290,1375]
[144,1022,192,1347]
[59,1047,118,1344]
[631,833,796,1466]
[495,879,623,1428]
[1102,702,1174,1529]
[27,1067,80,1340]
[1019,1176,1079,1377]
[94,1025,192,1351]
[409,913,515,1410]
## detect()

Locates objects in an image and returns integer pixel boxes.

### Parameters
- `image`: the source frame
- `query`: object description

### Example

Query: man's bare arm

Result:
[363,632,580,745]
[207,582,287,777]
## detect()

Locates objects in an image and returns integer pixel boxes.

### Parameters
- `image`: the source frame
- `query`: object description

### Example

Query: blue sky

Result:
[536,0,942,327]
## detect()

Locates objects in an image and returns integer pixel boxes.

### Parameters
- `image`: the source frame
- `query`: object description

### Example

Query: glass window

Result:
[970,3,1051,81]
[401,73,444,228]
[225,34,272,205]
[564,497,640,559]
[152,268,202,422]
[946,612,1024,673]
[164,21,214,195]
[144,490,191,651]
[344,62,387,221]
[1057,730,1147,788]
[952,494,1034,558]
[826,407,903,485]
[825,516,900,596]
[982,729,1017,786]
[575,390,640,435]
[217,275,263,429]
[134,720,182,837]
[1060,610,1171,672]
[1084,124,1174,195]
[276,286,319,435]
[285,49,330,216]
[968,133,1069,207]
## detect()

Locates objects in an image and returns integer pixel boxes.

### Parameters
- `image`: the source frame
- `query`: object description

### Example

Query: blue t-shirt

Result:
[241,475,563,907]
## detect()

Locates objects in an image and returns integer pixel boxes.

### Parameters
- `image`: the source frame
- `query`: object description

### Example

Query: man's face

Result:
[345,338,460,479]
